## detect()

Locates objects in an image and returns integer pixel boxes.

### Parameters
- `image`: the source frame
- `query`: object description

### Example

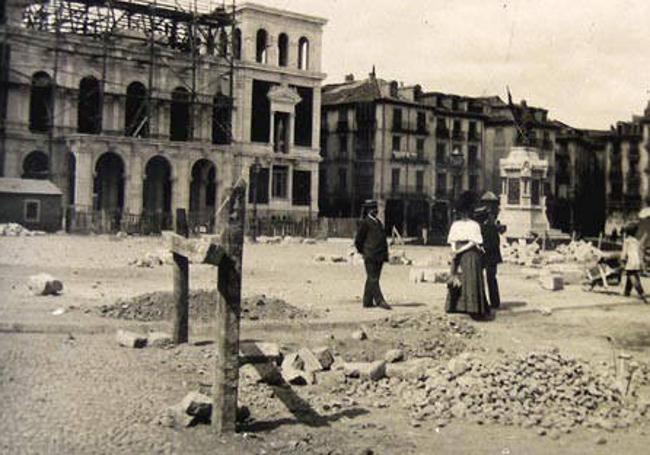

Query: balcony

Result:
[451,130,466,141]
[391,151,428,164]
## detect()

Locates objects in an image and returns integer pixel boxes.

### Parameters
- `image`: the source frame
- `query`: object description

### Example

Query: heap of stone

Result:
[398,350,650,435]
[0,223,44,236]
[388,250,413,266]
[98,291,316,322]
[502,240,603,267]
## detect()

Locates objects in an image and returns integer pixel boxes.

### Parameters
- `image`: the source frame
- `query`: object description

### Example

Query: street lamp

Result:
[251,157,261,242]
[449,147,465,205]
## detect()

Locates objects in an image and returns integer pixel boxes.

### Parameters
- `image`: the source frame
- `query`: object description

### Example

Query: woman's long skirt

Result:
[445,248,489,316]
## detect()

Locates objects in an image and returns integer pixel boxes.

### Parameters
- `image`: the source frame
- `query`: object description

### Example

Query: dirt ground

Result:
[2,234,650,454]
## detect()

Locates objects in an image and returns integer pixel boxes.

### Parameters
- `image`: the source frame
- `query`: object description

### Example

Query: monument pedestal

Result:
[498,147,550,239]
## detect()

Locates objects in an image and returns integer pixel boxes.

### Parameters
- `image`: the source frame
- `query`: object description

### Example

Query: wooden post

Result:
[213,182,246,434]
[172,208,190,345]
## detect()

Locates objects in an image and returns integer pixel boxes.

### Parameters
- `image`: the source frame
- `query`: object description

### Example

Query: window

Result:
[292,170,311,206]
[272,166,288,198]
[251,80,273,143]
[24,199,40,222]
[248,167,269,204]
[392,135,401,152]
[29,72,53,132]
[469,175,478,192]
[233,28,242,60]
[278,33,289,67]
[453,119,461,132]
[416,170,424,193]
[125,82,148,137]
[294,86,314,147]
[22,150,49,180]
[256,29,268,63]
[531,179,541,205]
[468,145,478,166]
[339,134,347,157]
[507,178,520,205]
[170,87,191,141]
[218,30,228,58]
[212,93,232,144]
[416,138,425,159]
[77,76,102,134]
[436,173,447,194]
[338,168,347,190]
[298,37,309,70]
[417,111,426,132]
[436,142,447,165]
[392,108,402,131]
[391,168,400,191]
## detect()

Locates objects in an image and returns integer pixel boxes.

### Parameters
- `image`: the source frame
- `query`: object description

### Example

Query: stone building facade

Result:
[320,72,486,239]
[0,0,325,232]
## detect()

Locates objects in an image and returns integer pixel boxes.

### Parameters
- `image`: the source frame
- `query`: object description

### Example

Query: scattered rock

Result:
[596,436,607,445]
[28,273,63,296]
[298,348,325,373]
[116,329,147,348]
[343,361,386,381]
[240,363,283,386]
[352,329,367,341]
[148,332,173,348]
[539,273,564,291]
[312,346,335,370]
[384,349,404,363]
[179,391,212,421]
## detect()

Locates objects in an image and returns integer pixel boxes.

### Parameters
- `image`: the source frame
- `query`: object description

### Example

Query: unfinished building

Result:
[0,0,326,233]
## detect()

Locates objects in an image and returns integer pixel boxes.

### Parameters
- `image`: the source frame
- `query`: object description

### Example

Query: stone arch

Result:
[125,81,149,137]
[22,150,49,179]
[256,29,268,63]
[77,76,102,134]
[298,37,310,70]
[29,71,53,132]
[143,155,173,229]
[93,152,125,212]
[190,158,217,214]
[278,33,289,67]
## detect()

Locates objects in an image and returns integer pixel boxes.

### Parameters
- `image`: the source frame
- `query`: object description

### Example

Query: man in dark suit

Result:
[355,200,391,310]
[476,192,506,309]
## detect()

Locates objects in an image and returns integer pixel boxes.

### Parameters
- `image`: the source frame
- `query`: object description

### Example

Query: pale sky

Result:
[209,0,650,129]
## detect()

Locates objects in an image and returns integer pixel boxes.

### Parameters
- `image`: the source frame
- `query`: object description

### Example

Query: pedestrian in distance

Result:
[354,200,391,310]
[475,192,506,310]
[621,223,648,303]
[446,191,491,320]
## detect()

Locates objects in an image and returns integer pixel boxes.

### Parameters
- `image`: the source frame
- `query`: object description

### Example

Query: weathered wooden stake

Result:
[213,182,246,434]
[172,208,189,344]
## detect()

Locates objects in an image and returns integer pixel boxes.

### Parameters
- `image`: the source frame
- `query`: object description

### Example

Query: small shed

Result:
[0,178,63,232]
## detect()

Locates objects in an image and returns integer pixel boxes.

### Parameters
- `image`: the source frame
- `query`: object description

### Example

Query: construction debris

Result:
[158,391,212,428]
[115,329,147,348]
[501,239,603,268]
[0,223,45,236]
[389,250,413,266]
[28,273,63,296]
[410,268,450,284]
[539,273,564,291]
[148,332,173,348]
[128,250,173,268]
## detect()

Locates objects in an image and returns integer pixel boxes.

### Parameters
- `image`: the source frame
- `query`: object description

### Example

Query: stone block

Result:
[312,346,335,370]
[343,361,386,381]
[384,349,404,363]
[281,352,304,371]
[298,348,324,373]
[179,391,212,420]
[239,342,281,365]
[539,273,564,291]
[148,332,173,348]
[282,367,315,385]
[116,330,147,348]
[351,329,367,341]
[240,362,283,386]
[409,268,424,283]
[28,273,63,296]
[158,403,195,428]
[385,358,433,380]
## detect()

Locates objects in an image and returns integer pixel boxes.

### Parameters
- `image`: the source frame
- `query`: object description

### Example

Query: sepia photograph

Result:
[1,0,650,453]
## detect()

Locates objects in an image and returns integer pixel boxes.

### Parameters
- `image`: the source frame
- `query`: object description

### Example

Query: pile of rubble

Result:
[313,249,413,266]
[502,240,602,267]
[338,348,650,437]
[98,291,317,322]
[256,236,317,245]
[0,222,45,236]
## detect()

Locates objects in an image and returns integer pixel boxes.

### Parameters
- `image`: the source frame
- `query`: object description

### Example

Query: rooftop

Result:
[0,178,63,196]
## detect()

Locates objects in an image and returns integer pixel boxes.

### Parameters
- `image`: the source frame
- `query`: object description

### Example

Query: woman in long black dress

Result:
[446,192,491,319]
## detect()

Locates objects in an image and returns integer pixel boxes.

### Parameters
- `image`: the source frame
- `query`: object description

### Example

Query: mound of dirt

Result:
[98,291,318,322]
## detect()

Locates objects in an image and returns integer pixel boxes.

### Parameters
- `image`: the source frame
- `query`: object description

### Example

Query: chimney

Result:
[345,74,354,82]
